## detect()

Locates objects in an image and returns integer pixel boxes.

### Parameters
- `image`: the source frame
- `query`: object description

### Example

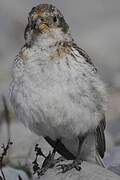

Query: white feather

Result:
[10,29,107,158]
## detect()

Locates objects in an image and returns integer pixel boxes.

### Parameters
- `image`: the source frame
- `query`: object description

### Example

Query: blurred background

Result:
[0,0,120,179]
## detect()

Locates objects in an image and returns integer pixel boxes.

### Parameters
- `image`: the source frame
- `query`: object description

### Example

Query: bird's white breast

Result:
[10,44,107,141]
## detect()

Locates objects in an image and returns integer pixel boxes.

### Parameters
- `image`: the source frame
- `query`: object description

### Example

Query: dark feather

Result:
[44,136,75,160]
[96,115,106,158]
[72,43,97,72]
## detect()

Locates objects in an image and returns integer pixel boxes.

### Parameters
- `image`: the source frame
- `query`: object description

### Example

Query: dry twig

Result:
[0,96,13,180]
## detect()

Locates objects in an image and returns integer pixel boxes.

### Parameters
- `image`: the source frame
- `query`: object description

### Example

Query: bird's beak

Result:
[31,18,49,33]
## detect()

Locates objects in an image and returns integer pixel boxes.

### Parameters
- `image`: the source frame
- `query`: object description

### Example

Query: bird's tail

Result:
[95,151,105,167]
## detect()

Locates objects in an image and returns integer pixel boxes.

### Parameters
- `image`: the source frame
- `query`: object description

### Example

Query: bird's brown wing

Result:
[44,136,75,160]
[72,43,97,72]
[96,115,106,158]
[73,43,106,159]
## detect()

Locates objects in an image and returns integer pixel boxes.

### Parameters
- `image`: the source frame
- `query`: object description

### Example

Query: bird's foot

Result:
[37,152,65,176]
[54,156,65,164]
[57,159,82,173]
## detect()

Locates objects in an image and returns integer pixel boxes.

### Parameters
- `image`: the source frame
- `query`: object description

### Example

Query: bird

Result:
[9,4,107,175]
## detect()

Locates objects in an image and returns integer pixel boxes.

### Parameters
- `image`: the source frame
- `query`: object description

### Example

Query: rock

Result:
[0,121,53,172]
[8,122,52,167]
[109,146,120,165]
[108,164,120,176]
[34,161,120,180]
[103,146,120,173]
[0,166,29,180]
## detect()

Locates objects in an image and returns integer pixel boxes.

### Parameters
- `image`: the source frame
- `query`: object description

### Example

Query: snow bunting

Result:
[10,4,107,174]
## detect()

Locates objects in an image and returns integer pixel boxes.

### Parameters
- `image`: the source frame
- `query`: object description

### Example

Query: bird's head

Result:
[24,4,70,47]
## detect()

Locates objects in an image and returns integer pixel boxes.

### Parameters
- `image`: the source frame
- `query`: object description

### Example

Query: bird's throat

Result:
[25,27,72,50]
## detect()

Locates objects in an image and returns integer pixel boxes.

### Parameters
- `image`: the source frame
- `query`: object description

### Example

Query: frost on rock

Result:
[36,161,120,180]
[0,166,29,180]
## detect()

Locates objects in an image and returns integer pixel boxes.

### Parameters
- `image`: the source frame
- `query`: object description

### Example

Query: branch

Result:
[0,96,13,180]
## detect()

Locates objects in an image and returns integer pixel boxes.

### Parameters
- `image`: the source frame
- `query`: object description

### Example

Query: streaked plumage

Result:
[10,4,107,172]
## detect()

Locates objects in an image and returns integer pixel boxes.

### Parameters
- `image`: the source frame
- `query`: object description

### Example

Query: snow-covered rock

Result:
[36,161,120,180]
[0,166,29,180]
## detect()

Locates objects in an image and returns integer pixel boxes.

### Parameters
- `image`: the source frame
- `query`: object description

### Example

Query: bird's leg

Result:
[41,139,63,168]
[57,135,87,173]
[38,139,64,176]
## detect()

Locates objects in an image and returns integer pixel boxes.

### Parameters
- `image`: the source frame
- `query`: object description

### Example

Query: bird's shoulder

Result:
[54,41,97,73]
[72,42,97,70]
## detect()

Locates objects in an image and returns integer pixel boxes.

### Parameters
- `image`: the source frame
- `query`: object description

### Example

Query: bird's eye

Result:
[53,16,57,22]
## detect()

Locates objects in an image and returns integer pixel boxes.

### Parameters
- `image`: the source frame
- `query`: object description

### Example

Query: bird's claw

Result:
[56,160,82,173]
[37,154,65,176]
[55,156,65,164]
[57,164,71,173]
